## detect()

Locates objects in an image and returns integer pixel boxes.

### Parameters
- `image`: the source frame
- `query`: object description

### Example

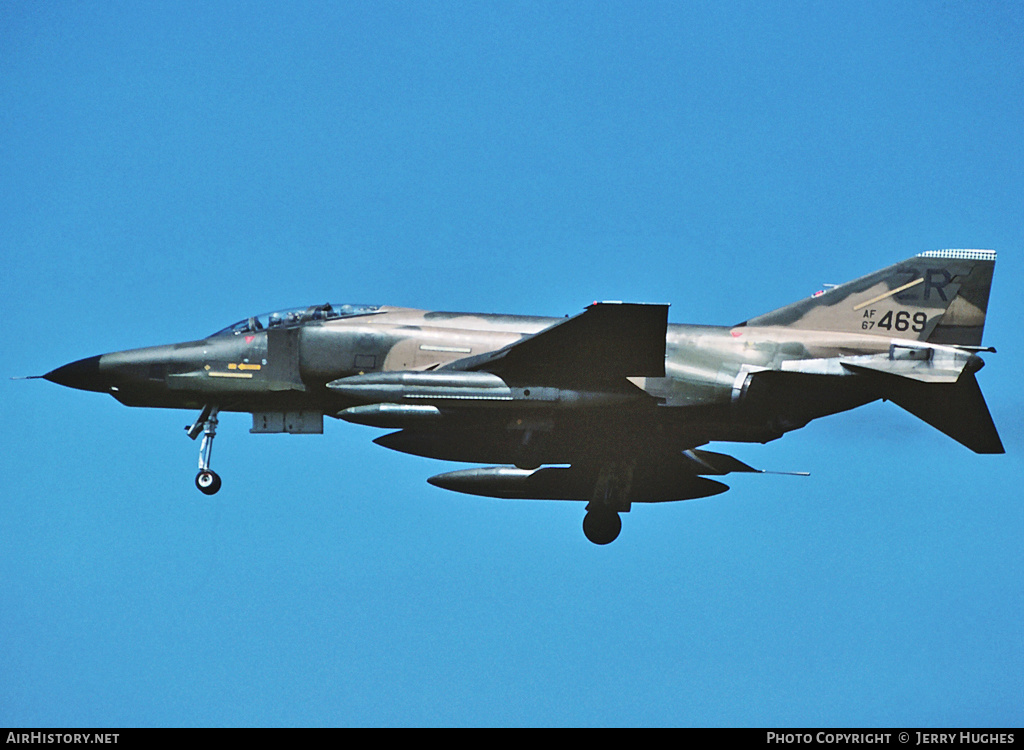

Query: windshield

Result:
[211,303,382,337]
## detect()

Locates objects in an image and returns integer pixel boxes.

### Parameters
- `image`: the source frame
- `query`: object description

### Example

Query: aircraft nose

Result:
[43,355,109,392]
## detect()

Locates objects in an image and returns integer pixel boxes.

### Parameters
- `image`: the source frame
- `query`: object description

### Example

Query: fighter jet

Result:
[40,249,1002,544]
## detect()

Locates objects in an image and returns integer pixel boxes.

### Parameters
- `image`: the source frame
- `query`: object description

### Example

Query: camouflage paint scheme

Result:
[43,250,1002,544]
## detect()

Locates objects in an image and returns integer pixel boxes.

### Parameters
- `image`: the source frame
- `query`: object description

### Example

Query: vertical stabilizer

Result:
[745,249,996,346]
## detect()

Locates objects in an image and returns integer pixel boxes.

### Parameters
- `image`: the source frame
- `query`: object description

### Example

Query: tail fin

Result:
[745,249,996,347]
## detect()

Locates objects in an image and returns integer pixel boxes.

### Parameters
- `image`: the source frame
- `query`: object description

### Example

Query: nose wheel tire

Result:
[195,469,222,495]
[189,406,222,495]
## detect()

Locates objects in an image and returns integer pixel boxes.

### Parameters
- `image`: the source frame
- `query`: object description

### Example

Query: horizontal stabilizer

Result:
[884,371,1004,454]
[781,345,985,384]
[842,345,983,384]
[446,302,668,386]
[842,360,967,384]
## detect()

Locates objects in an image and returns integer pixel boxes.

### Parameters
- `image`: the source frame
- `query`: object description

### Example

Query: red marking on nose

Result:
[731,330,742,337]
[245,336,255,343]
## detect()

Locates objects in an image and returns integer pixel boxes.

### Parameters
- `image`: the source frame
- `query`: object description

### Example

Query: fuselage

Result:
[45,304,900,461]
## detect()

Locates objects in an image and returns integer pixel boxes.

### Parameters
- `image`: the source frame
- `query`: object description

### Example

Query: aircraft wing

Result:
[442,302,669,386]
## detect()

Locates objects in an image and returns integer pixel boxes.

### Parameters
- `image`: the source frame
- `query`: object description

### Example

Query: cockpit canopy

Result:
[211,303,382,337]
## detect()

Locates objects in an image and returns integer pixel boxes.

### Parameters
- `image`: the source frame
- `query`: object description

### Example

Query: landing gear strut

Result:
[582,459,636,545]
[187,405,221,495]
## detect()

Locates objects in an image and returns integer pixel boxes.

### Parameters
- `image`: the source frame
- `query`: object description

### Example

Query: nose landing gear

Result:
[187,405,222,495]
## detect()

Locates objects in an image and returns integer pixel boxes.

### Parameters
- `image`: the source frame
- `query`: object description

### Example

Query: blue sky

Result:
[2,1,1022,727]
